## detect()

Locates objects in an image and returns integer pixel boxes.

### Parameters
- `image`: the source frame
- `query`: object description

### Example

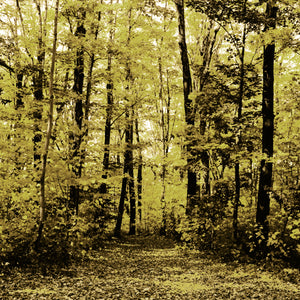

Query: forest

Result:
[0,0,299,279]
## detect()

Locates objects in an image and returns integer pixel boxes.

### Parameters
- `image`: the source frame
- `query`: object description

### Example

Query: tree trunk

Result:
[175,0,197,216]
[15,73,24,110]
[256,0,277,252]
[135,119,143,231]
[114,7,136,236]
[233,7,246,241]
[70,17,86,216]
[100,21,114,194]
[100,0,115,196]
[33,1,45,169]
[35,0,59,250]
[128,117,136,235]
[114,175,127,237]
[198,23,219,200]
[114,107,136,236]
[200,120,210,197]
[85,10,101,143]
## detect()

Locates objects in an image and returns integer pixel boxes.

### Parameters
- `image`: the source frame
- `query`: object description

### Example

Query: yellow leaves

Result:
[291,228,300,240]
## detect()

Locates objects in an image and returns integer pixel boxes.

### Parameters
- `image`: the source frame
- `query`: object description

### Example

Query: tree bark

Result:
[114,106,136,236]
[33,0,46,169]
[35,0,59,250]
[256,0,277,252]
[233,3,247,241]
[114,7,136,236]
[198,22,220,199]
[175,0,197,216]
[101,10,115,193]
[70,16,86,216]
[128,116,136,235]
[135,119,143,231]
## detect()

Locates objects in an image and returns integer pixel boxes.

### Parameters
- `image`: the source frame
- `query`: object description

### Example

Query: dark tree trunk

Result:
[101,2,115,194]
[115,174,128,237]
[256,1,277,252]
[197,24,219,200]
[15,73,24,110]
[103,69,113,174]
[33,46,44,168]
[158,56,167,235]
[137,161,142,223]
[114,108,136,236]
[115,8,136,236]
[100,51,113,194]
[85,11,101,138]
[233,7,246,240]
[128,118,136,235]
[233,162,240,239]
[70,19,86,215]
[135,119,143,230]
[175,0,197,215]
[35,0,59,251]
[200,120,210,197]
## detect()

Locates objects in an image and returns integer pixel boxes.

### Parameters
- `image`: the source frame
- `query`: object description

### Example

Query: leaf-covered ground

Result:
[1,235,299,299]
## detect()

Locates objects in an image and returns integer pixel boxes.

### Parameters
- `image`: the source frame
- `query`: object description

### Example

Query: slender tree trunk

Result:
[128,112,136,235]
[114,7,136,236]
[198,23,219,200]
[175,0,197,216]
[102,52,113,177]
[15,73,24,110]
[135,119,143,231]
[114,106,135,237]
[114,175,127,237]
[35,0,59,250]
[33,1,46,169]
[200,120,210,196]
[70,17,86,216]
[100,0,115,196]
[233,8,246,240]
[158,56,172,235]
[101,20,114,194]
[256,0,277,252]
[85,10,101,141]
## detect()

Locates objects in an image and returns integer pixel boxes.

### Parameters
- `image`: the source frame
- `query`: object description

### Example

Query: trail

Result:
[1,235,299,299]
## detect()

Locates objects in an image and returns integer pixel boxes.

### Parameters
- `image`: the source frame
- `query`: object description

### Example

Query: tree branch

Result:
[0,59,14,73]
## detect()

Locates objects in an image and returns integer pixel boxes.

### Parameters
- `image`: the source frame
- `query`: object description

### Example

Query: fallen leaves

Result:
[0,235,299,299]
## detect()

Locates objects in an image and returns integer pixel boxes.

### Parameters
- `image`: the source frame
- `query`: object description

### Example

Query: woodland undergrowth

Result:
[0,235,299,300]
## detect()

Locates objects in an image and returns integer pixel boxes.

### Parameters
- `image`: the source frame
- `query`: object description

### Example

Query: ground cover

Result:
[0,235,299,299]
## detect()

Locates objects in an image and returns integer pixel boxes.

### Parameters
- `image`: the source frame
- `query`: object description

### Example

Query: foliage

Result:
[177,180,233,250]
[1,236,299,299]
[0,0,299,269]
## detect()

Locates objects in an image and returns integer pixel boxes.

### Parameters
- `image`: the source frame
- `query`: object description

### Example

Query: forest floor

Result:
[0,235,299,300]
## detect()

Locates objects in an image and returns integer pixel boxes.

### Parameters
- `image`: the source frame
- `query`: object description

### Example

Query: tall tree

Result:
[35,0,59,250]
[32,0,47,169]
[70,12,86,216]
[114,6,136,236]
[174,0,197,215]
[256,0,277,250]
[101,1,115,194]
[233,0,247,241]
[135,118,143,231]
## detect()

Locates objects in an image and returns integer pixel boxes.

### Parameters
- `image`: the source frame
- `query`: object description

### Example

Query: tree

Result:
[101,0,115,194]
[174,0,197,216]
[35,0,59,250]
[69,11,86,216]
[114,6,136,237]
[256,0,277,251]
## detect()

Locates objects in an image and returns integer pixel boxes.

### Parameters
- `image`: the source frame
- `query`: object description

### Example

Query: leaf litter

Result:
[0,235,299,299]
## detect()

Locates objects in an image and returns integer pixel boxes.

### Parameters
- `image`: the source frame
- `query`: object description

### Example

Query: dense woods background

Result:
[0,0,299,267]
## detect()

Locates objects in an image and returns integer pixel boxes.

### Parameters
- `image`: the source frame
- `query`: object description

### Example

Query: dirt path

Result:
[1,235,299,299]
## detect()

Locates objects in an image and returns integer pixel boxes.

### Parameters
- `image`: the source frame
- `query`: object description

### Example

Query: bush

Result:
[176,180,233,250]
